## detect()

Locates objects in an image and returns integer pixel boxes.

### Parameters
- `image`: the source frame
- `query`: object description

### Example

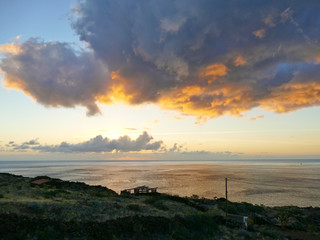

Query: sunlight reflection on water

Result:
[1,160,319,207]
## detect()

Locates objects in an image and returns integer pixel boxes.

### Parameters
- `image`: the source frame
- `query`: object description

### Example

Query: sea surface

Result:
[1,160,319,207]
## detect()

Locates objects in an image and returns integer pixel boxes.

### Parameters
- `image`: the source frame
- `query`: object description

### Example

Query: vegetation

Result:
[0,173,319,239]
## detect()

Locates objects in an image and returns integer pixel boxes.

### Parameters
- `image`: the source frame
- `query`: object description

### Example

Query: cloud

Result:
[253,29,266,39]
[249,115,264,121]
[168,115,185,121]
[1,39,109,116]
[234,56,247,67]
[261,82,320,112]
[5,141,17,148]
[1,134,242,160]
[168,143,183,152]
[1,0,320,120]
[160,16,187,33]
[0,43,21,54]
[199,64,228,84]
[124,128,137,131]
[7,131,163,153]
[23,139,39,145]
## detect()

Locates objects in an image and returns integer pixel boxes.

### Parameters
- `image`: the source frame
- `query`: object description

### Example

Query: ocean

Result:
[1,160,319,207]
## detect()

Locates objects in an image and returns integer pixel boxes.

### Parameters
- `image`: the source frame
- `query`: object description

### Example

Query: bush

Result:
[43,189,69,198]
[92,191,108,198]
[127,204,141,212]
[153,201,169,211]
[191,194,199,199]
[277,211,290,228]
[227,204,239,214]
[28,202,43,213]
[169,214,220,239]
[144,196,157,204]
[144,198,169,211]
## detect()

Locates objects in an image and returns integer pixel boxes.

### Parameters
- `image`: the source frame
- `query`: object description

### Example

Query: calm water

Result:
[1,160,319,207]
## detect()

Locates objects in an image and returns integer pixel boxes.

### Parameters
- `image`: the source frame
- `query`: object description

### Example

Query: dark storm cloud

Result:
[0,39,109,116]
[9,131,163,153]
[1,0,320,119]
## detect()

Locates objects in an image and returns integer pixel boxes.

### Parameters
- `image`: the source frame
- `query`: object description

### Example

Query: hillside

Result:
[0,173,319,239]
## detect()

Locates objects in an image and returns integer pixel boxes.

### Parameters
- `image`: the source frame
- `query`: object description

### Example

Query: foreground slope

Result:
[0,173,319,239]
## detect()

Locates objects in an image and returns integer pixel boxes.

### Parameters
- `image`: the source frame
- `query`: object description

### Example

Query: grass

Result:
[0,173,320,240]
[127,204,142,212]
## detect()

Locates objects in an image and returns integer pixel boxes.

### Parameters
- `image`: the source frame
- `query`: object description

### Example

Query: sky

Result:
[0,0,320,161]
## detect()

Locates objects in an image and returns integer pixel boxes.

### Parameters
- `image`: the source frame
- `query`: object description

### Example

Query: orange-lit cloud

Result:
[253,29,266,39]
[169,116,184,120]
[2,38,320,122]
[234,56,247,67]
[264,15,276,27]
[1,1,320,122]
[124,128,138,131]
[1,39,108,116]
[260,82,320,113]
[0,43,21,54]
[200,64,227,84]
[3,75,28,91]
[98,70,160,105]
[249,115,264,121]
[98,71,135,104]
[159,84,256,122]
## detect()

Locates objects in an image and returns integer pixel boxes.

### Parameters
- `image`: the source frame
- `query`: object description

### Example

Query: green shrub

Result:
[261,228,281,238]
[153,201,169,211]
[170,214,219,239]
[227,204,239,214]
[35,225,58,240]
[191,194,199,200]
[144,197,169,211]
[93,191,107,198]
[144,196,157,205]
[277,211,290,228]
[161,194,189,205]
[28,202,43,212]
[43,189,69,198]
[127,204,141,212]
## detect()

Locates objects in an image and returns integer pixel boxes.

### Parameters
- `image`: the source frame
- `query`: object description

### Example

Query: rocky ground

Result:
[0,173,319,239]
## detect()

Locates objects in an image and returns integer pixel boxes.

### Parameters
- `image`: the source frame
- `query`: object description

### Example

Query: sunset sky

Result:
[1,0,320,161]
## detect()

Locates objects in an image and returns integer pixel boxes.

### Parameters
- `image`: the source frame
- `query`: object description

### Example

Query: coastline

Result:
[1,173,319,239]
[1,160,319,208]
